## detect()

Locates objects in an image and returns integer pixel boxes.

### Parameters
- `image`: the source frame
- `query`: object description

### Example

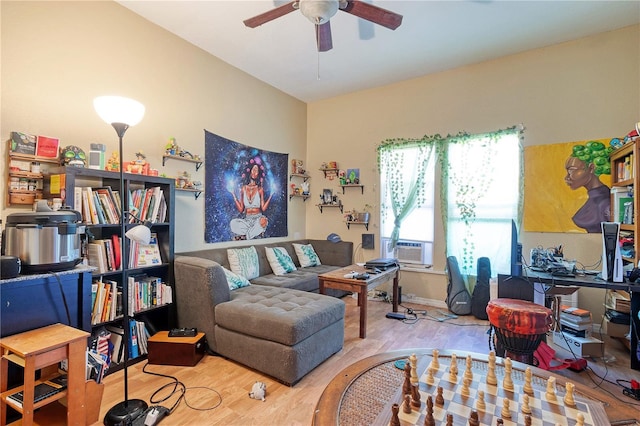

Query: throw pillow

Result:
[265,247,297,275]
[222,266,251,291]
[293,243,322,267]
[227,246,260,280]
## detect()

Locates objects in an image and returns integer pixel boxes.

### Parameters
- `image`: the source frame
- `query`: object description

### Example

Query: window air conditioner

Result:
[382,238,430,265]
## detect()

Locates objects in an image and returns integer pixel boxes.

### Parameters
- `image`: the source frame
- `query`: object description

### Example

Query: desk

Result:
[498,271,640,370]
[319,265,399,338]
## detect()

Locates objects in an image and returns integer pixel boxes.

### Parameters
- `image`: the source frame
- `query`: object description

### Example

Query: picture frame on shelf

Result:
[322,188,333,204]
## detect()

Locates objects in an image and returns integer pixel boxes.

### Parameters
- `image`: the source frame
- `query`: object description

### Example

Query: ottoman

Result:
[214,285,345,385]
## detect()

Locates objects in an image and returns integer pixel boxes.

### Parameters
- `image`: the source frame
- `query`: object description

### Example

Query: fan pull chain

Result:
[317,50,321,80]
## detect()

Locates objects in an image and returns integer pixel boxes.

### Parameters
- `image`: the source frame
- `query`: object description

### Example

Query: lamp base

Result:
[103,398,148,426]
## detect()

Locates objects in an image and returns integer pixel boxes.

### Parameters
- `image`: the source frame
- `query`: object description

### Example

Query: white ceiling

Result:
[119,0,640,103]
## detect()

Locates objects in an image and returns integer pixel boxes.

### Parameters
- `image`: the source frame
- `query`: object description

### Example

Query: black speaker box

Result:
[362,234,374,250]
[1,256,21,279]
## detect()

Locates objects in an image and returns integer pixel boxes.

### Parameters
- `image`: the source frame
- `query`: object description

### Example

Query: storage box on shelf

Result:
[43,166,176,374]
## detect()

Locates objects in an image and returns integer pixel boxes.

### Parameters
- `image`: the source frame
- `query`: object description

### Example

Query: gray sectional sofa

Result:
[173,239,353,385]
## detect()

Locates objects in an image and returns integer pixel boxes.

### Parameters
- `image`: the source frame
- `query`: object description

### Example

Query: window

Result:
[378,127,522,274]
[379,143,436,265]
[444,131,522,276]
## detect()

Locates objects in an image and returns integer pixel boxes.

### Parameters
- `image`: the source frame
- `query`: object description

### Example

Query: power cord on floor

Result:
[142,362,223,413]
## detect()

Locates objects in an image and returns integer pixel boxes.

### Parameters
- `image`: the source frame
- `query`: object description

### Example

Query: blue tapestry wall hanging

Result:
[205,130,288,242]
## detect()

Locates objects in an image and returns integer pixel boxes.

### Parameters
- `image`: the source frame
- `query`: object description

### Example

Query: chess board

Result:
[390,353,609,426]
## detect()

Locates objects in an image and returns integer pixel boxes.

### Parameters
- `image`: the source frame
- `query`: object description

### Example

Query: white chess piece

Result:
[486,351,497,386]
[503,357,514,391]
[450,353,458,375]
[523,367,533,395]
[425,366,435,385]
[546,376,557,401]
[521,394,532,414]
[464,354,473,381]
[501,397,511,419]
[431,349,440,370]
[576,412,585,426]
[410,353,419,385]
[476,390,486,411]
[461,377,471,397]
[564,382,576,406]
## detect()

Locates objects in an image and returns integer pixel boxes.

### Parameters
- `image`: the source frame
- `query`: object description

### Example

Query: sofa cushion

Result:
[227,246,260,279]
[265,247,297,275]
[215,285,345,346]
[293,243,322,267]
[222,266,251,290]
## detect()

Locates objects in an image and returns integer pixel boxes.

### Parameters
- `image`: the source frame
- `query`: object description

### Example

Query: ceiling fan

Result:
[243,0,403,52]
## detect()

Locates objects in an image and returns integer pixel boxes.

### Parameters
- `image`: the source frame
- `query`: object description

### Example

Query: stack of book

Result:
[559,305,592,338]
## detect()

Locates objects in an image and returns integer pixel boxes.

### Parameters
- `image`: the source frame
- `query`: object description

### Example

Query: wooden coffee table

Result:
[319,264,399,338]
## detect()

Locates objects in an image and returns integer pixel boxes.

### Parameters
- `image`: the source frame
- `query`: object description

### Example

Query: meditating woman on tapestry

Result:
[228,156,274,239]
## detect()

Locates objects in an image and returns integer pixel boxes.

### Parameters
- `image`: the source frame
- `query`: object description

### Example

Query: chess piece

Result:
[390,403,400,426]
[425,396,435,426]
[523,367,534,395]
[403,362,412,395]
[546,376,557,401]
[524,414,532,426]
[564,382,576,406]
[476,390,486,411]
[576,412,585,426]
[501,397,511,419]
[450,353,458,375]
[435,386,445,405]
[425,366,435,385]
[410,383,421,409]
[521,394,532,414]
[403,394,412,414]
[496,420,504,426]
[446,413,454,426]
[468,410,479,426]
[448,366,458,383]
[503,357,514,391]
[487,351,497,386]
[461,377,471,397]
[431,349,440,370]
[410,353,419,385]
[464,354,473,381]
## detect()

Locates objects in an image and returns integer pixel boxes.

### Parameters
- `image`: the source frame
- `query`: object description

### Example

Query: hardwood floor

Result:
[95,297,640,425]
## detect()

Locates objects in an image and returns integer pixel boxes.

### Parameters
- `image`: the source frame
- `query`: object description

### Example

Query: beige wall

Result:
[2,2,638,320]
[306,25,640,316]
[0,1,307,253]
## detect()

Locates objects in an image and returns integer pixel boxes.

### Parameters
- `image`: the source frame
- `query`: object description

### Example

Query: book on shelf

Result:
[131,233,162,268]
[87,242,108,274]
[560,305,591,317]
[86,349,108,383]
[559,312,592,327]
[106,325,125,365]
[6,380,65,408]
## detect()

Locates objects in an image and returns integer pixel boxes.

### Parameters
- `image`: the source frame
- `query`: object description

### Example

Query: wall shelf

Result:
[317,203,343,213]
[289,173,310,181]
[162,154,203,171]
[319,168,338,179]
[346,220,369,230]
[289,194,310,201]
[176,187,203,199]
[340,184,364,194]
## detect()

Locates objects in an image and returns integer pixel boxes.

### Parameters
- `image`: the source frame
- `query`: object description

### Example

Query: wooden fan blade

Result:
[316,21,333,52]
[341,0,403,30]
[243,1,298,28]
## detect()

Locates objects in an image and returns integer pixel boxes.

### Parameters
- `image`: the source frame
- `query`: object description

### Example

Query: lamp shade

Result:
[125,223,152,245]
[299,0,338,24]
[93,96,145,126]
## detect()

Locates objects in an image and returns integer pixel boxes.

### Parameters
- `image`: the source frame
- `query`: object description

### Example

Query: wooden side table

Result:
[0,323,89,426]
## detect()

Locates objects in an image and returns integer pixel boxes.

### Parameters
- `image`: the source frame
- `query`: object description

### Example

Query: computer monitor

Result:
[510,220,522,277]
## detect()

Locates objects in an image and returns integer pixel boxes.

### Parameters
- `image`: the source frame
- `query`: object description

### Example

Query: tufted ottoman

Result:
[214,285,345,385]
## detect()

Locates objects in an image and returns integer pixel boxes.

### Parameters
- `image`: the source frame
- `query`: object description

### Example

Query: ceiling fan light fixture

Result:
[299,0,339,25]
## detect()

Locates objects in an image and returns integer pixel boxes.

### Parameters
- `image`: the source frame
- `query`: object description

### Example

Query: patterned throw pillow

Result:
[293,243,322,267]
[227,246,260,280]
[222,267,251,290]
[265,247,297,275]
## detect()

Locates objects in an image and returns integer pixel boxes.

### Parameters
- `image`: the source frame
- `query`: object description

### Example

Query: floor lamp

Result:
[94,95,150,425]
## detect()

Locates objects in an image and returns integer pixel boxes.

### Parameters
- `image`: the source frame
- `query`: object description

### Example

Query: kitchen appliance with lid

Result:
[2,201,83,274]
